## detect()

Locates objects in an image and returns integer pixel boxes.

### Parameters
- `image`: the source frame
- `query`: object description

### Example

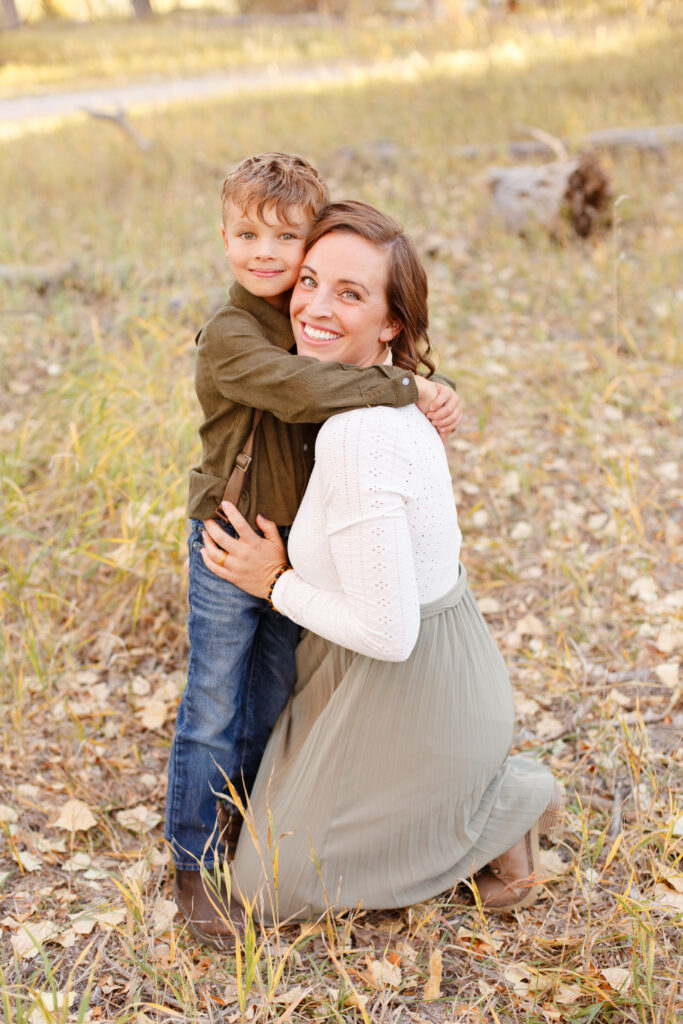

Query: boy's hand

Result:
[201,503,288,598]
[415,377,463,441]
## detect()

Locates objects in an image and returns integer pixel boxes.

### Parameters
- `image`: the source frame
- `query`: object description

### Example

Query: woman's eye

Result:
[341,289,360,301]
[300,275,316,287]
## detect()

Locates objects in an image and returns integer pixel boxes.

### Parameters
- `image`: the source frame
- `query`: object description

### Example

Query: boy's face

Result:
[221,201,313,312]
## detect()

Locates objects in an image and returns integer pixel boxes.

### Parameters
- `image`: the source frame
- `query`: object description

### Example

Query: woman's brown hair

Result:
[304,200,435,376]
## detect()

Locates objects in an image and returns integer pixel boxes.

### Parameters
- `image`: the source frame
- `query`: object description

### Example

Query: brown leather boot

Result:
[173,868,244,948]
[475,781,566,913]
[217,800,243,860]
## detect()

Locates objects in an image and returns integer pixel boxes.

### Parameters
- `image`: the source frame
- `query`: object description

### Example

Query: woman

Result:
[202,201,562,924]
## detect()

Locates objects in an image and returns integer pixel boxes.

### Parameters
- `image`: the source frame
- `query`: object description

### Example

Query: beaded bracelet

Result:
[267,563,292,611]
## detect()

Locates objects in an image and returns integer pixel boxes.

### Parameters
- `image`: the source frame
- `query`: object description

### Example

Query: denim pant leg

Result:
[236,598,301,795]
[165,519,299,870]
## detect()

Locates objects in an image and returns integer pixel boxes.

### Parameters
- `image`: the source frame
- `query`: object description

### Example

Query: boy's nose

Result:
[255,239,277,260]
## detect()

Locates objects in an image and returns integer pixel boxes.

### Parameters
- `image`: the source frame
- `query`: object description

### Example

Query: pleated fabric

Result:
[231,565,555,924]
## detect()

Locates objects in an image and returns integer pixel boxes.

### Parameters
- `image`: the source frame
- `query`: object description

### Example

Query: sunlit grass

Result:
[0,7,682,1022]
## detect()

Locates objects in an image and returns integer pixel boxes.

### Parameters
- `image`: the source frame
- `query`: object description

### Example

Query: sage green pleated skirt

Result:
[231,565,555,924]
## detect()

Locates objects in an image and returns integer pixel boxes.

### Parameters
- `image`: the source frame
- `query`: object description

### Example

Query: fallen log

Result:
[488,151,612,238]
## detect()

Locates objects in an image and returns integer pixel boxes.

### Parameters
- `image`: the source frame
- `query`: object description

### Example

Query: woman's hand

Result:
[201,502,288,599]
[415,377,463,441]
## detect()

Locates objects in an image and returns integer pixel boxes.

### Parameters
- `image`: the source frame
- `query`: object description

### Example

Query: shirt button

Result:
[402,377,410,385]
[303,444,308,451]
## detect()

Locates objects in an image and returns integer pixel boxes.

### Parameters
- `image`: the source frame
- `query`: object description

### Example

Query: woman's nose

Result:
[306,289,332,318]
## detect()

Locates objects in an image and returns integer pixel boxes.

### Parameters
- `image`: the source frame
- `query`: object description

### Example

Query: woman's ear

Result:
[380,319,401,343]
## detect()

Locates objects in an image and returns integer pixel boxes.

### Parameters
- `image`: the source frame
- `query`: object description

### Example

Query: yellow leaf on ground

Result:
[11,921,60,959]
[554,982,582,1005]
[53,799,97,833]
[423,948,442,1001]
[138,697,168,730]
[627,575,658,603]
[369,956,402,989]
[655,628,683,654]
[655,661,679,688]
[151,899,178,934]
[12,850,42,872]
[653,885,683,914]
[0,804,18,823]
[601,967,632,993]
[516,613,546,636]
[116,805,162,832]
[29,990,75,1024]
[539,849,571,876]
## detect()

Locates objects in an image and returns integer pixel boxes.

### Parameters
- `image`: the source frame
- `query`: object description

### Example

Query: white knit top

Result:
[271,404,462,661]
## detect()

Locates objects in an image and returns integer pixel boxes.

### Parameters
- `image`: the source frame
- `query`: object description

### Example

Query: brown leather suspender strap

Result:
[221,409,263,508]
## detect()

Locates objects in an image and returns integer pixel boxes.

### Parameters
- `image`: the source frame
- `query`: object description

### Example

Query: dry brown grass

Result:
[0,6,682,1022]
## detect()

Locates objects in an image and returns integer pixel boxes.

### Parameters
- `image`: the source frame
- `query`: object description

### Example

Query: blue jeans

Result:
[165,519,300,870]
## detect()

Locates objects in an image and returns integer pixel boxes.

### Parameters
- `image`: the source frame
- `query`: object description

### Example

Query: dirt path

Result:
[0,58,415,135]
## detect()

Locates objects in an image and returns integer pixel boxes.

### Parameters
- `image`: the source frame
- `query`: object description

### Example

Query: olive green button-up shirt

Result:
[188,283,420,527]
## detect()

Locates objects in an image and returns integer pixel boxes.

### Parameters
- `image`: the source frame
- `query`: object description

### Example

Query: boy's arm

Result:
[201,309,417,423]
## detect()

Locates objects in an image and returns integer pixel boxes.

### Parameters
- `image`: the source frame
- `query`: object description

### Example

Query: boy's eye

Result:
[280,232,297,240]
[239,231,256,240]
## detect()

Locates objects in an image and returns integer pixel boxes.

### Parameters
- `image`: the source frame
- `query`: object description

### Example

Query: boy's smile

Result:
[222,201,313,312]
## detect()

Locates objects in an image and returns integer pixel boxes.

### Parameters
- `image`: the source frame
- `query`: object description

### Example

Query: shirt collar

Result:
[229,281,294,352]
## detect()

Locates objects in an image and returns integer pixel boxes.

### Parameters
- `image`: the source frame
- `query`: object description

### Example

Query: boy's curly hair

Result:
[221,152,329,225]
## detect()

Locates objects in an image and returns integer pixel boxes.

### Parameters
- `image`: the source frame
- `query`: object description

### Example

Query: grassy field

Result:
[0,1,679,95]
[1,5,682,1022]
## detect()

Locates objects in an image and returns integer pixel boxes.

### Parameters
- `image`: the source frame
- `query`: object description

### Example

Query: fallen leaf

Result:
[29,990,75,1024]
[116,805,162,832]
[660,872,683,893]
[536,713,564,737]
[11,921,60,959]
[13,850,42,872]
[501,471,520,496]
[423,948,442,1001]
[510,521,533,540]
[53,799,97,833]
[601,966,632,993]
[539,849,571,876]
[274,985,307,1005]
[516,613,546,637]
[151,899,177,934]
[93,908,126,928]
[138,697,169,730]
[554,982,582,1005]
[627,576,658,603]
[369,956,401,989]
[654,661,679,689]
[653,885,683,914]
[655,628,683,655]
[0,804,18,824]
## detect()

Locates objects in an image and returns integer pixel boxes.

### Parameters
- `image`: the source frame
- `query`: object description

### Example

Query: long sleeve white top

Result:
[271,404,462,662]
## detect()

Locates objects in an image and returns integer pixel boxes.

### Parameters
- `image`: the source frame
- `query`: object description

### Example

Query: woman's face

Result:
[290,231,400,366]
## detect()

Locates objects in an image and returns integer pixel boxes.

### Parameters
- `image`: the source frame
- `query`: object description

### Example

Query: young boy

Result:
[166,153,459,946]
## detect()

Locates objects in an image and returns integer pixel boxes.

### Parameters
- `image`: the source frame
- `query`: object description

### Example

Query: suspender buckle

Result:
[235,451,252,472]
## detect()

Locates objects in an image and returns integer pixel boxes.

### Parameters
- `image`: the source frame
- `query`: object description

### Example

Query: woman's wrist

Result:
[267,563,292,611]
